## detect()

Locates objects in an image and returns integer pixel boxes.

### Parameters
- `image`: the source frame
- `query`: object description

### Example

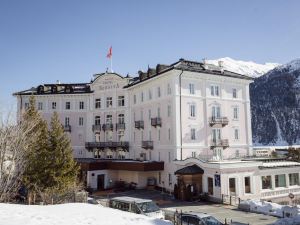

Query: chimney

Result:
[218,60,224,73]
[202,58,208,70]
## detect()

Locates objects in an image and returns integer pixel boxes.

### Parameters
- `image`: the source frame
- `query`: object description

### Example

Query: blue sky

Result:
[0,0,299,108]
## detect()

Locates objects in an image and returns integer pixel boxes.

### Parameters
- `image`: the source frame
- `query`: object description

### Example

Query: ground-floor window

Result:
[262,176,272,189]
[208,177,213,195]
[94,150,101,158]
[229,178,236,195]
[158,172,161,184]
[168,173,172,186]
[275,174,286,188]
[289,173,299,186]
[244,176,251,193]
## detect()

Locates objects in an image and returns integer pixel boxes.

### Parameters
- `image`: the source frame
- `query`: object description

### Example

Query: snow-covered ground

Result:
[207,57,280,77]
[241,200,300,225]
[0,203,172,225]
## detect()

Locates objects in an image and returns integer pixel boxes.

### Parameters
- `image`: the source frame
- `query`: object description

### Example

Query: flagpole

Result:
[110,55,113,73]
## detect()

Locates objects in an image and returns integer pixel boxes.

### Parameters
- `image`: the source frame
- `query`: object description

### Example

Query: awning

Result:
[175,164,204,175]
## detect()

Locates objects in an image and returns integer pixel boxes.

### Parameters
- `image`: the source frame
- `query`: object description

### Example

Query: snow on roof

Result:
[0,203,171,225]
[261,161,300,168]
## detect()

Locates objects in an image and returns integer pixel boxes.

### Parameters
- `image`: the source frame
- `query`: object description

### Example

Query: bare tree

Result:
[0,113,37,202]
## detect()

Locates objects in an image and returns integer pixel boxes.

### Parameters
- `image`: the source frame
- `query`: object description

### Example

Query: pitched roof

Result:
[175,164,204,175]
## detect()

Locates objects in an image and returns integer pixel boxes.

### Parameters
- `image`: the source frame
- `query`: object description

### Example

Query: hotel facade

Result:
[14,59,300,204]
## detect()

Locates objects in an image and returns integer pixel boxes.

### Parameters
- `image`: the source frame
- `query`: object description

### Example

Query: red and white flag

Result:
[107,46,112,58]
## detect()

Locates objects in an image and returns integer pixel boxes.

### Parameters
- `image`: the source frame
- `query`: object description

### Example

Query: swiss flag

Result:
[107,46,112,58]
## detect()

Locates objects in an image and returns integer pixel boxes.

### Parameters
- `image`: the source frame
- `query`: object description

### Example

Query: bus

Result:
[109,196,165,219]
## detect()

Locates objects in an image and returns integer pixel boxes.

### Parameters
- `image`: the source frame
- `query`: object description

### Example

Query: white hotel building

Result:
[14,59,300,204]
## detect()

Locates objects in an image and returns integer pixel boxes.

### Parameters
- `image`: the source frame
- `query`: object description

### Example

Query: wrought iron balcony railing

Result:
[151,117,162,127]
[209,117,229,127]
[142,141,154,149]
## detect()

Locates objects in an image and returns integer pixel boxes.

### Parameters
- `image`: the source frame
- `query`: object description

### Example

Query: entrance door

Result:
[97,174,105,190]
[229,178,236,195]
[208,177,214,195]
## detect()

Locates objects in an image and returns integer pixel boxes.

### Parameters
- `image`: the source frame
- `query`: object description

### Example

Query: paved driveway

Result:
[93,189,278,225]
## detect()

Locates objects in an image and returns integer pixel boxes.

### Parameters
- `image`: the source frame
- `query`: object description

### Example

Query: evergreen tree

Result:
[47,112,79,193]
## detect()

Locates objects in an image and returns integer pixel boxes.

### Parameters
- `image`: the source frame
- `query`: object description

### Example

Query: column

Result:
[286,173,290,188]
[271,175,276,190]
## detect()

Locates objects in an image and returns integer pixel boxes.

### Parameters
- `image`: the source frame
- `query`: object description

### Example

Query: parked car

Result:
[177,212,223,225]
[109,196,165,219]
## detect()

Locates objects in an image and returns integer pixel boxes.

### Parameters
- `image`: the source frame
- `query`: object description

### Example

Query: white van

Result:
[109,196,165,219]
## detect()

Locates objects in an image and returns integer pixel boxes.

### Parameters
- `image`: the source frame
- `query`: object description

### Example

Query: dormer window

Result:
[51,85,57,93]
[37,85,44,94]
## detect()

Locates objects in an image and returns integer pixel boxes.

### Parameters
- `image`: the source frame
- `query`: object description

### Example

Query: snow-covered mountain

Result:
[250,59,300,146]
[207,57,280,77]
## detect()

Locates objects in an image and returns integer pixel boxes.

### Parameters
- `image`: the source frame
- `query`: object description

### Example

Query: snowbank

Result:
[241,200,300,217]
[0,203,172,225]
[274,215,300,225]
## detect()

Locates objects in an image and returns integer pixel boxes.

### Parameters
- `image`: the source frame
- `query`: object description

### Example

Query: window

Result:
[191,128,196,140]
[168,128,171,141]
[148,89,152,100]
[289,173,299,186]
[133,132,136,142]
[133,95,136,104]
[65,117,70,126]
[157,107,160,117]
[117,130,124,141]
[210,85,219,96]
[118,96,125,106]
[233,107,239,119]
[79,101,84,109]
[158,152,160,161]
[95,116,100,125]
[24,102,29,110]
[95,98,101,109]
[79,117,84,126]
[275,174,286,188]
[234,129,239,140]
[157,87,161,97]
[262,176,272,189]
[192,152,196,158]
[149,131,152,141]
[233,88,237,98]
[65,102,71,110]
[212,129,221,141]
[212,106,221,118]
[106,115,112,124]
[52,102,57,110]
[168,173,172,185]
[189,83,195,94]
[168,152,171,163]
[158,129,161,141]
[167,105,171,117]
[148,109,151,120]
[141,92,144,102]
[229,178,236,194]
[190,104,196,117]
[158,172,161,184]
[106,97,112,108]
[167,83,171,95]
[245,177,251,193]
[38,102,43,110]
[118,114,124,124]
[140,110,143,120]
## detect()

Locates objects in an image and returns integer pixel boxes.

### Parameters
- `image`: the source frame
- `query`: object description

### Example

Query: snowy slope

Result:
[207,57,280,77]
[0,203,172,225]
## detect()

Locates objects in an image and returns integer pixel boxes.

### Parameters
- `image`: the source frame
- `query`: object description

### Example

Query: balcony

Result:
[142,141,154,149]
[135,120,144,129]
[151,117,162,127]
[210,139,229,149]
[102,123,114,131]
[209,117,229,127]
[85,141,129,151]
[116,123,125,130]
[76,158,164,172]
[92,124,101,132]
[64,125,72,132]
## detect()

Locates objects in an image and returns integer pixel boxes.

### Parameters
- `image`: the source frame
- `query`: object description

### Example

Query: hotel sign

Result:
[98,79,120,91]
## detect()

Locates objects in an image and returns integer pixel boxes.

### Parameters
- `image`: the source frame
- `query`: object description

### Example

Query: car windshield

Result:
[136,201,160,213]
[201,216,223,225]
